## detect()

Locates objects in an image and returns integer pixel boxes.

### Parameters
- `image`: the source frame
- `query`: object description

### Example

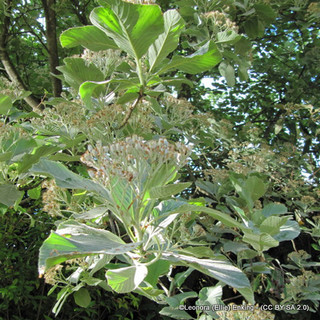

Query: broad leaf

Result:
[73,288,91,308]
[148,9,185,72]
[79,79,139,108]
[273,220,300,242]
[262,203,287,217]
[149,182,191,199]
[243,232,278,252]
[39,221,140,274]
[145,260,170,287]
[31,159,111,200]
[157,41,222,75]
[106,264,148,293]
[259,216,288,236]
[0,184,23,207]
[219,61,235,87]
[60,26,118,51]
[57,58,105,91]
[17,145,60,173]
[187,204,247,231]
[90,0,163,59]
[162,252,253,299]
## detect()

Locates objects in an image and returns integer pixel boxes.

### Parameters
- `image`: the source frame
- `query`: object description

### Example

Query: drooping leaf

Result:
[158,41,222,75]
[90,0,163,59]
[187,204,247,231]
[38,221,141,274]
[162,252,253,303]
[17,145,60,173]
[60,26,118,51]
[148,9,185,72]
[149,182,191,199]
[0,184,23,207]
[219,61,235,87]
[30,159,111,200]
[73,288,91,308]
[106,264,148,293]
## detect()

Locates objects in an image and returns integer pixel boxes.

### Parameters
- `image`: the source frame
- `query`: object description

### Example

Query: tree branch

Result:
[0,1,40,110]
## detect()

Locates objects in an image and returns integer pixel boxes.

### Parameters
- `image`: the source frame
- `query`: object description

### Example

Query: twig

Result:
[117,94,142,129]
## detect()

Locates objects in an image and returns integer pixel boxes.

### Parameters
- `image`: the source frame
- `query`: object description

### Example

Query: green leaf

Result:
[72,207,108,220]
[148,9,184,72]
[231,175,266,209]
[30,159,111,200]
[38,221,140,274]
[262,203,287,217]
[159,307,194,319]
[243,232,278,252]
[149,182,191,199]
[244,16,265,38]
[216,30,241,44]
[254,4,277,24]
[28,186,41,200]
[90,0,163,59]
[163,252,252,290]
[73,288,91,308]
[165,292,198,308]
[0,184,23,207]
[273,220,300,242]
[145,259,170,287]
[219,61,235,87]
[57,58,105,91]
[79,79,139,108]
[17,145,60,173]
[259,216,288,236]
[0,94,12,114]
[158,41,222,75]
[187,205,247,231]
[106,264,148,293]
[60,26,118,51]
[197,285,223,306]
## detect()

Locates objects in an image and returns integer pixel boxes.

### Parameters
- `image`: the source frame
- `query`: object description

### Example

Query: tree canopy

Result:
[1,0,320,319]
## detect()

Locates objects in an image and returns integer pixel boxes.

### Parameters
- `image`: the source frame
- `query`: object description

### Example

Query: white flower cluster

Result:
[80,136,191,185]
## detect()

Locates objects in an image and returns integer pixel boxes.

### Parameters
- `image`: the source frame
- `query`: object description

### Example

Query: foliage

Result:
[0,0,319,319]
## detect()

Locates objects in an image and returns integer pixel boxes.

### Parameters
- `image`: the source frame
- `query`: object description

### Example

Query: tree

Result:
[1,0,320,319]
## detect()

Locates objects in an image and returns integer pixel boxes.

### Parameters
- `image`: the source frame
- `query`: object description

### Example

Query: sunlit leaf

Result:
[90,0,163,59]
[60,26,118,51]
[106,264,148,293]
[39,221,141,274]
[158,41,222,75]
[148,9,185,72]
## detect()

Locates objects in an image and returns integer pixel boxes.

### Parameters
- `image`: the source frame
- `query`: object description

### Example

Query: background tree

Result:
[0,1,319,319]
